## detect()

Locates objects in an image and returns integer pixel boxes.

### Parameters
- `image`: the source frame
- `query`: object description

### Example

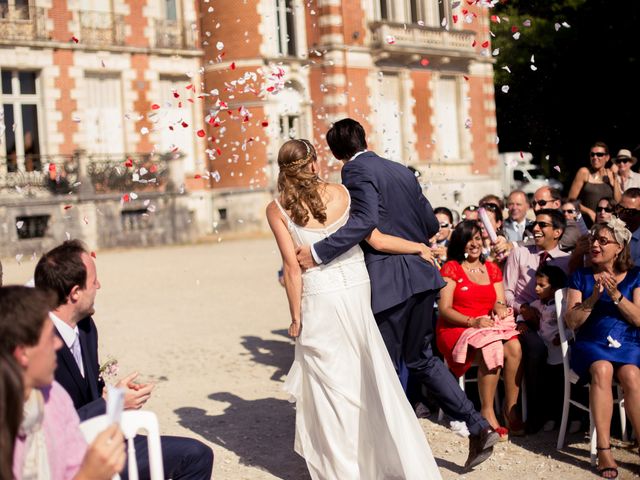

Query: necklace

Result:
[463,263,485,273]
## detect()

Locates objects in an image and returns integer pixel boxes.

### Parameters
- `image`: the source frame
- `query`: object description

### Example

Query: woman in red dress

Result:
[436,221,524,438]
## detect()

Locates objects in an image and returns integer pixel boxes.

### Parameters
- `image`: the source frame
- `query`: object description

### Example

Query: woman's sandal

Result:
[502,408,525,437]
[596,446,619,479]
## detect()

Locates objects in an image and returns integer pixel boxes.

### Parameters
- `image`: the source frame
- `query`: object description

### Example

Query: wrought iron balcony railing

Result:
[78,10,125,46]
[153,18,197,50]
[0,154,168,195]
[0,5,48,41]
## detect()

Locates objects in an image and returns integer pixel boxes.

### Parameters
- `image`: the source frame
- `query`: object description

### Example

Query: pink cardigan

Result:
[13,382,88,480]
[451,313,519,371]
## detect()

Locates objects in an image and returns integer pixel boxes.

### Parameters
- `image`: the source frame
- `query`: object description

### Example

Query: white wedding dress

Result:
[275,195,442,480]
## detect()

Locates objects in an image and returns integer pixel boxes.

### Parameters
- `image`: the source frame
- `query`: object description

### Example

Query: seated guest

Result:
[0,286,125,480]
[561,199,580,223]
[503,190,532,242]
[596,197,616,224]
[437,221,524,440]
[503,208,570,432]
[34,240,214,480]
[565,219,640,479]
[430,206,454,266]
[617,188,640,265]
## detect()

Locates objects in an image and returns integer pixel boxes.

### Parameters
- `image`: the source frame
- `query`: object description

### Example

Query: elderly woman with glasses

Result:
[565,218,640,478]
[568,142,622,224]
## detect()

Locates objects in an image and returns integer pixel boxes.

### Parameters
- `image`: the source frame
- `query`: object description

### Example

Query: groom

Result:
[296,118,499,469]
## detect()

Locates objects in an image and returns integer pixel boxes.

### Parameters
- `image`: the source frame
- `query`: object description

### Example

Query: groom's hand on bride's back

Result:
[296,245,317,270]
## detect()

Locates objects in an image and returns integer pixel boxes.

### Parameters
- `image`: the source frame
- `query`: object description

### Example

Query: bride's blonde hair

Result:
[277,139,326,226]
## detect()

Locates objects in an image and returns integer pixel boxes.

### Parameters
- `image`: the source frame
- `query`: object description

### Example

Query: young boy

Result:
[527,265,578,431]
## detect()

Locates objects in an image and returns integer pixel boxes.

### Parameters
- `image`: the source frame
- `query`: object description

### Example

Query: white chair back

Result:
[79,411,164,480]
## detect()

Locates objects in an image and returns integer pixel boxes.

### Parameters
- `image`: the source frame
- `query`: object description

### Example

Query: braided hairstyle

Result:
[277,139,327,226]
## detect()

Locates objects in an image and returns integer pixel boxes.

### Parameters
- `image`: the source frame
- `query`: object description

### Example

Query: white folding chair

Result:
[555,288,627,466]
[79,411,164,480]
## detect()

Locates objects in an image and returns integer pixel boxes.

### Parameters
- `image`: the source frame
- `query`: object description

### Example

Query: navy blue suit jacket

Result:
[314,151,445,313]
[54,317,106,421]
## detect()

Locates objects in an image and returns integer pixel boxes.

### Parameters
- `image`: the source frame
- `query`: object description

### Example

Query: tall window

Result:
[378,74,403,162]
[434,76,461,160]
[158,77,196,172]
[276,83,306,140]
[276,0,296,56]
[163,0,177,20]
[279,115,300,139]
[0,0,30,19]
[378,0,391,20]
[1,69,41,172]
[84,72,124,155]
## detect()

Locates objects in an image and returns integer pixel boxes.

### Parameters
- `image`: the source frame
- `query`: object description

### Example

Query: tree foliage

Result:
[491,0,639,185]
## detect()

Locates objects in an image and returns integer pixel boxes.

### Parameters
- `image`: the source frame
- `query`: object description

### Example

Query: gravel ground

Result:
[3,237,639,479]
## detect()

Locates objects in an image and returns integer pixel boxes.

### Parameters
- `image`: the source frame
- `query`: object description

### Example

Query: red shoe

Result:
[495,426,509,442]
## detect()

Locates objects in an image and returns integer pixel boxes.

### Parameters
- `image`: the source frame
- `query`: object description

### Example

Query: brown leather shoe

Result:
[464,426,499,470]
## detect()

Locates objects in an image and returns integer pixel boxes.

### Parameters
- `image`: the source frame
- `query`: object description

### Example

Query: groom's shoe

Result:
[464,426,500,470]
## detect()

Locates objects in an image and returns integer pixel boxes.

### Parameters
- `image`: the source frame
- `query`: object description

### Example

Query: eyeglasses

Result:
[616,157,633,164]
[439,222,451,229]
[562,209,576,214]
[589,234,618,246]
[532,221,553,229]
[531,199,552,207]
[596,206,614,213]
[480,203,500,212]
[590,152,607,158]
[616,206,640,216]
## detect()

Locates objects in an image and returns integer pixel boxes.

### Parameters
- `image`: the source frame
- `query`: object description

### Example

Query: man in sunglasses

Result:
[617,188,640,264]
[614,149,640,192]
[503,208,570,433]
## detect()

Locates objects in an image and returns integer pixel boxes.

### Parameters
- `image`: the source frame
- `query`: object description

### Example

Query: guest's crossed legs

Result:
[376,290,489,436]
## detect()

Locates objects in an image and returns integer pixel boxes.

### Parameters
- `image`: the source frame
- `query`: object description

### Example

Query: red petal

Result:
[481,41,489,48]
[463,75,469,81]
[453,15,458,23]
[90,251,97,258]
[197,129,206,137]
[151,103,160,110]
[472,40,477,47]
[420,58,430,66]
[122,194,130,202]
[181,121,189,128]
[186,84,193,90]
[150,165,158,173]
[64,205,73,210]
[124,158,133,167]
[173,91,180,98]
[71,36,79,43]
[194,174,201,179]
[511,26,519,33]
[230,62,236,70]
[261,120,269,127]
[48,163,56,173]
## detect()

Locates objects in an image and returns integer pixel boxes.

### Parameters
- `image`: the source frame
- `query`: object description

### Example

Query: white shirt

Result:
[50,312,84,376]
[617,170,640,191]
[310,150,368,265]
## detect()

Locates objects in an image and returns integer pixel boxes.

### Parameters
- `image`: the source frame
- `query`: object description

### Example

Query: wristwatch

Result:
[613,293,624,305]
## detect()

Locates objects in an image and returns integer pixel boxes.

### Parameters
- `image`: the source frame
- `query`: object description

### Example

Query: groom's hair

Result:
[326,118,367,160]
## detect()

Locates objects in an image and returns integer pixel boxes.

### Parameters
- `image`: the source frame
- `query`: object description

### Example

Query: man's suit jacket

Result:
[314,151,445,314]
[503,218,533,242]
[54,317,106,421]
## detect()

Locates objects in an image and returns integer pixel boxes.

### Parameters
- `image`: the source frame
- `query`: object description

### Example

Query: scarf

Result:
[18,389,50,480]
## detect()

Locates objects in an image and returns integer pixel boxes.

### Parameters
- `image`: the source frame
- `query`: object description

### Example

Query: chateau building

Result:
[202,0,501,231]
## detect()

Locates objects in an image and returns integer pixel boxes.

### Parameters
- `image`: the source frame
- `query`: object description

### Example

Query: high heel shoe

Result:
[502,407,525,436]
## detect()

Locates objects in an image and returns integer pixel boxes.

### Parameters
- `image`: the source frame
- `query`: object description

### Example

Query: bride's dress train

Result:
[277,199,442,480]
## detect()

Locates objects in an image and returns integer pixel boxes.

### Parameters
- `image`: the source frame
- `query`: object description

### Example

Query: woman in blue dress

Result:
[565,218,640,479]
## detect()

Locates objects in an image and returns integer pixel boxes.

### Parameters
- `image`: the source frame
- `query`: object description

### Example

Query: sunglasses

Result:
[480,203,501,212]
[616,206,640,216]
[439,222,451,229]
[464,205,478,212]
[596,206,614,213]
[590,152,607,158]
[616,157,633,164]
[589,234,618,246]
[531,199,553,207]
[532,221,553,229]
[562,209,576,214]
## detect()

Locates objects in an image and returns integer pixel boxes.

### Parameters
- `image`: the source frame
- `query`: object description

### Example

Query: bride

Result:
[266,139,442,479]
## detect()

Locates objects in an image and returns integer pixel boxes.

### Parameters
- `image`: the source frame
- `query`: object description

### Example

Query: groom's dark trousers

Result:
[313,151,489,436]
[54,316,213,479]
